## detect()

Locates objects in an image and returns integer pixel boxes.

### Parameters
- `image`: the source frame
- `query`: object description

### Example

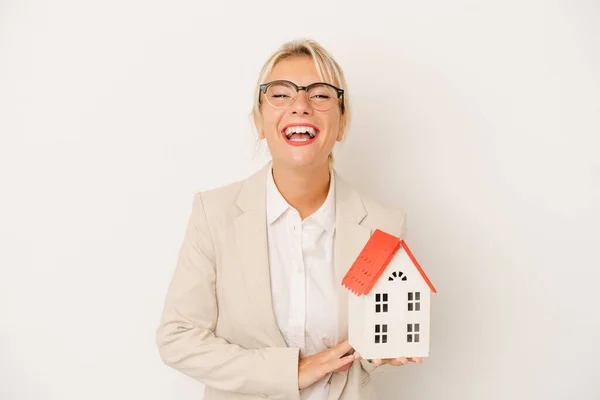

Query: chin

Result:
[275,152,326,170]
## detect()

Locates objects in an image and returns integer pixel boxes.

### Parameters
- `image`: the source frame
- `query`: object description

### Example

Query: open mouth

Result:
[281,124,320,145]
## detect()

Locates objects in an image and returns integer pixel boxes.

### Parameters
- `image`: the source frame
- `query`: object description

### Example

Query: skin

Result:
[255,56,342,219]
[255,55,421,390]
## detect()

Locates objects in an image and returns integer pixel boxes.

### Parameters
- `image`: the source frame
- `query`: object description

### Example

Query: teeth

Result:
[289,136,311,142]
[284,125,317,139]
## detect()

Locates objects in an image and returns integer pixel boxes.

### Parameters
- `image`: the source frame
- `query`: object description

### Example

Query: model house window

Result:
[375,324,388,344]
[388,271,407,281]
[408,292,421,311]
[375,293,388,313]
[407,323,420,343]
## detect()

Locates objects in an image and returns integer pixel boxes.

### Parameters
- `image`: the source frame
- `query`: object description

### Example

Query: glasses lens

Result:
[307,84,338,111]
[265,82,296,108]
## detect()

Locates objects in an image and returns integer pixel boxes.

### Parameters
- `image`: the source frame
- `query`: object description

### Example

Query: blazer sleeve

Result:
[156,192,300,399]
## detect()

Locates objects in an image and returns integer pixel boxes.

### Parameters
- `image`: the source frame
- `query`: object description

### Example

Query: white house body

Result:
[348,246,431,360]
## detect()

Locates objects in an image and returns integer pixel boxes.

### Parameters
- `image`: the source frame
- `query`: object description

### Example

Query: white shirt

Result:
[265,166,338,400]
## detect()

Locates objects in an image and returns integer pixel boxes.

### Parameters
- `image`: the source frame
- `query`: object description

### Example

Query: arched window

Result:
[388,271,408,281]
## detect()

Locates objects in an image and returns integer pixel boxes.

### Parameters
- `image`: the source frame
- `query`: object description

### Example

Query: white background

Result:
[1,1,599,399]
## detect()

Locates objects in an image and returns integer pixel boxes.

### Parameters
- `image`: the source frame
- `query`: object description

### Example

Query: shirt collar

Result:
[266,166,291,225]
[265,164,336,235]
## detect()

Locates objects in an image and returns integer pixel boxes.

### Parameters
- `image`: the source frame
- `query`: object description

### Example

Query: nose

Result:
[290,90,313,115]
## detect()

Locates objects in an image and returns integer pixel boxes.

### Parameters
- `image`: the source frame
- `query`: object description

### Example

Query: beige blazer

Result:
[156,162,407,400]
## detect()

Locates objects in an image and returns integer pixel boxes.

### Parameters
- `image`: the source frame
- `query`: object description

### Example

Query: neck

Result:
[271,160,331,220]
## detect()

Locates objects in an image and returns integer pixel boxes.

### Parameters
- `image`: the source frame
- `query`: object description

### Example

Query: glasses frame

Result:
[259,80,345,114]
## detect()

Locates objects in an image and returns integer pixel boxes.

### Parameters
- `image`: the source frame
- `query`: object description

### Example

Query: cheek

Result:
[325,115,342,139]
[262,111,285,136]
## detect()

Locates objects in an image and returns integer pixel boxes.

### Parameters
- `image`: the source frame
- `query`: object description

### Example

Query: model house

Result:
[342,229,437,360]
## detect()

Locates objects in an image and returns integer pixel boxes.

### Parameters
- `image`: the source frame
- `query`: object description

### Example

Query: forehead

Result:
[267,56,323,86]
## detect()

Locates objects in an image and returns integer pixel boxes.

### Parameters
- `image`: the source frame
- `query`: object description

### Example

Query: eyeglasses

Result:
[259,80,345,113]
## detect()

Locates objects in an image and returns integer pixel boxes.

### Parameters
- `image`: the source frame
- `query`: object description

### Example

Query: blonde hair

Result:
[251,39,351,164]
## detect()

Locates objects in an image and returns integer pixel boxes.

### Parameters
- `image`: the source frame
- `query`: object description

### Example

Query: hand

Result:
[372,356,422,367]
[298,340,359,390]
[354,352,423,367]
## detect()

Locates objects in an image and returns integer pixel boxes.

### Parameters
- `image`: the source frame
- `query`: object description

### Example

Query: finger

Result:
[386,357,408,366]
[328,354,355,372]
[407,357,423,364]
[353,352,363,360]
[371,358,383,367]
[329,340,353,358]
[397,357,409,365]
[332,360,354,373]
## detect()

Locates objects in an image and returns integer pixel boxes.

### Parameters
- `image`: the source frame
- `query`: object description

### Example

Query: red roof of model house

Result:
[341,229,437,296]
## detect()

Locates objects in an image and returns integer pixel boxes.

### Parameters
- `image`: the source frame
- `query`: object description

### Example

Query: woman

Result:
[156,39,421,400]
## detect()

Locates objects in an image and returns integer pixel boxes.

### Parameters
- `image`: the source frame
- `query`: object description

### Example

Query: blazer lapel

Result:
[332,169,373,344]
[233,163,287,347]
[329,170,373,400]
